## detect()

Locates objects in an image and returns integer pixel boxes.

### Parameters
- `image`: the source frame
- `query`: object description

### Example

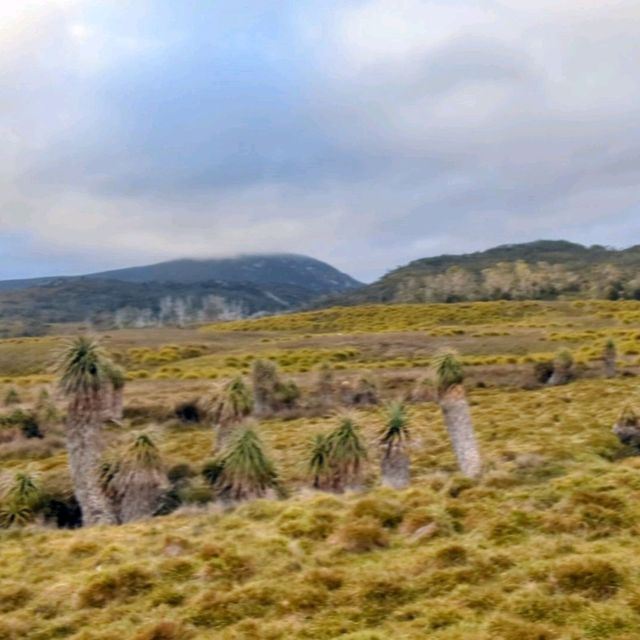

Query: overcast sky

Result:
[2,1,640,282]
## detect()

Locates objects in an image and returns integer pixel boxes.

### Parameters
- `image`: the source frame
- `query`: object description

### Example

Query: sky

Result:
[2,1,640,282]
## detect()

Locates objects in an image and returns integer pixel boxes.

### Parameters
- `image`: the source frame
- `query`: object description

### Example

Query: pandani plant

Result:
[312,416,368,493]
[0,471,43,528]
[379,401,410,489]
[55,335,117,525]
[603,339,617,379]
[433,351,482,479]
[212,425,281,502]
[106,434,167,523]
[210,376,254,450]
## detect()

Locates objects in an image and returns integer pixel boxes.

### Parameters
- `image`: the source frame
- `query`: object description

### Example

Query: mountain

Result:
[0,254,360,293]
[330,240,640,305]
[0,254,361,336]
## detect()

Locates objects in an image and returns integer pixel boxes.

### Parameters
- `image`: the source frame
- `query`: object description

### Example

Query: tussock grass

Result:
[2,301,640,637]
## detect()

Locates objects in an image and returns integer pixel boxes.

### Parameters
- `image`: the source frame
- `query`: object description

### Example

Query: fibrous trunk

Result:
[381,444,410,489]
[111,387,124,422]
[604,350,617,379]
[438,384,482,479]
[66,399,117,525]
[113,472,166,523]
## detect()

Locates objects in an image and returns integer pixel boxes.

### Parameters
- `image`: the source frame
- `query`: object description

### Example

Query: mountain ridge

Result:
[0,254,361,336]
[325,240,640,306]
[0,253,361,292]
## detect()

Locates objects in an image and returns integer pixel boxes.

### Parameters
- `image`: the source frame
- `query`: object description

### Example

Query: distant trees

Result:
[398,259,640,303]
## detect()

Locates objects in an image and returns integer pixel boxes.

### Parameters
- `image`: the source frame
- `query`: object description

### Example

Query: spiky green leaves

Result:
[3,388,20,406]
[309,434,331,490]
[123,435,163,471]
[433,351,464,395]
[617,406,638,427]
[105,434,167,523]
[213,427,280,501]
[311,417,368,492]
[216,377,253,425]
[379,403,411,489]
[56,336,111,397]
[380,402,409,448]
[0,472,42,528]
[105,364,126,390]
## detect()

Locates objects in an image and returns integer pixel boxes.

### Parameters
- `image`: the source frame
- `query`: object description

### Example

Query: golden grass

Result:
[1,377,640,638]
[2,301,640,638]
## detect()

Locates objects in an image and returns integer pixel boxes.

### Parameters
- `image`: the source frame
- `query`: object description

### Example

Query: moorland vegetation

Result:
[1,300,640,638]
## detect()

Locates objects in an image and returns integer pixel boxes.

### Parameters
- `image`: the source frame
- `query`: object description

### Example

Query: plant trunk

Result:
[604,351,617,379]
[115,473,166,523]
[215,421,238,452]
[66,400,117,526]
[112,387,124,422]
[380,444,410,489]
[438,384,482,479]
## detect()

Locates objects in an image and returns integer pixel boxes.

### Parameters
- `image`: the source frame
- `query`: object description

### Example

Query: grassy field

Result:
[1,301,640,639]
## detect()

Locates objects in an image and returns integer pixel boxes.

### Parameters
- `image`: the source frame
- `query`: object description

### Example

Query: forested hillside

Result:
[334,241,640,305]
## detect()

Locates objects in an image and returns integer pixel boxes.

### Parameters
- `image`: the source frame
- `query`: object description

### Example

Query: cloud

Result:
[2,0,640,281]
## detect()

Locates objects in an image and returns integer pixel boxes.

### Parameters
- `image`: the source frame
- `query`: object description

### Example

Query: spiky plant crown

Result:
[380,402,409,447]
[618,406,639,427]
[317,362,333,382]
[309,433,331,478]
[605,338,617,352]
[56,336,111,397]
[356,377,376,392]
[0,471,42,528]
[105,364,127,390]
[4,388,20,406]
[2,471,42,506]
[252,359,279,387]
[326,417,368,470]
[226,377,254,416]
[122,434,163,471]
[556,350,574,368]
[433,351,464,392]
[216,426,279,499]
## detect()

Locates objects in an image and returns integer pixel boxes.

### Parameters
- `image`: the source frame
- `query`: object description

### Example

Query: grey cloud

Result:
[2,1,640,281]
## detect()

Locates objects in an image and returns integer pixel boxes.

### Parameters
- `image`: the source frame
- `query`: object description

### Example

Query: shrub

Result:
[552,557,622,600]
[350,497,405,528]
[133,621,192,640]
[213,427,281,502]
[3,388,20,406]
[335,517,389,552]
[79,565,154,607]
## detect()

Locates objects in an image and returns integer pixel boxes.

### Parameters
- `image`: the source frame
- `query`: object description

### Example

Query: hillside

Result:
[0,254,361,293]
[331,240,640,305]
[2,301,640,639]
[0,255,361,335]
